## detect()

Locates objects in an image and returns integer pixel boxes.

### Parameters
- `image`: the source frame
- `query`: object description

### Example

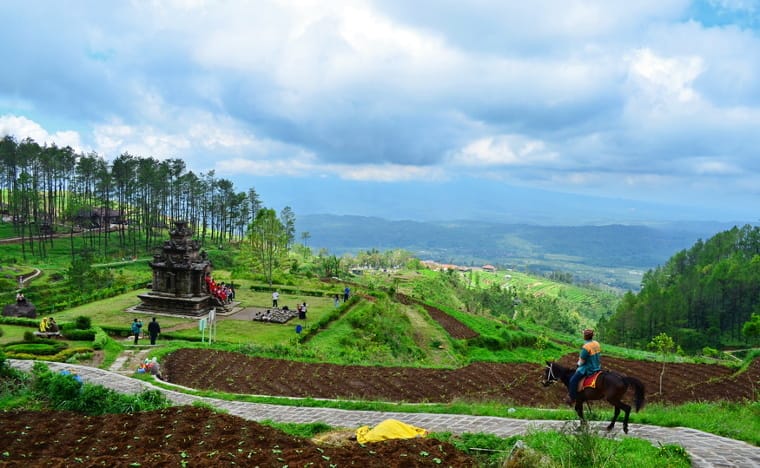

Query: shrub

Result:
[23,331,36,342]
[62,329,96,341]
[4,342,68,356]
[74,316,92,330]
[30,362,169,414]
[0,327,3,338]
[31,362,83,406]
[92,327,109,350]
[469,334,505,351]
[0,350,28,381]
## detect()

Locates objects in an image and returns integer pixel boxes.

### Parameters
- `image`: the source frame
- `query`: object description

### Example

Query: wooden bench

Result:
[34,331,62,338]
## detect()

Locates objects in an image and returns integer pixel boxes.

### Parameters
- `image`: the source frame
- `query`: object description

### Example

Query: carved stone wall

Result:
[136,221,214,316]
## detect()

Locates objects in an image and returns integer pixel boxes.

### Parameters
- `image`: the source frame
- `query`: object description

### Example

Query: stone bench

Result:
[34,331,62,338]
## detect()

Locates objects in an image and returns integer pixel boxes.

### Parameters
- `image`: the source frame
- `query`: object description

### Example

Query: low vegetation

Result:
[1,214,759,465]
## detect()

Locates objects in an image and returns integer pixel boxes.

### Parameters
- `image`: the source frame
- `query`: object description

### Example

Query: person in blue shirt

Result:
[566,328,602,405]
[131,318,143,345]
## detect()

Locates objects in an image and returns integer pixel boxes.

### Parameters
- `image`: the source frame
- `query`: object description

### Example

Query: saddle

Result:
[578,370,604,392]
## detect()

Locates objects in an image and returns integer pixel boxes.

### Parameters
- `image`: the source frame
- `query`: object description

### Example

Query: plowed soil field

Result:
[163,348,760,406]
[3,352,758,467]
[0,406,477,467]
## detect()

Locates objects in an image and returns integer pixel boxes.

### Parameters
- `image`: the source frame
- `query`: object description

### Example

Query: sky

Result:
[1,0,759,224]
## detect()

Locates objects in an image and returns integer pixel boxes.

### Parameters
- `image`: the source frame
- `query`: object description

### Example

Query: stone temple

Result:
[136,221,214,316]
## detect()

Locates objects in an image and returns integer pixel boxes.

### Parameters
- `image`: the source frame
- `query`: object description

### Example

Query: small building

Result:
[74,208,125,228]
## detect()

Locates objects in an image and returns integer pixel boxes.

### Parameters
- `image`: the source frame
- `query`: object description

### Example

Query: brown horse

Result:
[542,361,646,434]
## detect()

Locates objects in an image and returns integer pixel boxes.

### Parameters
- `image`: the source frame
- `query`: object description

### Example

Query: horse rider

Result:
[566,328,602,405]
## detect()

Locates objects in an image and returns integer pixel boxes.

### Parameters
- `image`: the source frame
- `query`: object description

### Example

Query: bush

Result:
[0,350,29,381]
[62,329,96,341]
[74,316,92,330]
[0,327,3,338]
[30,362,169,414]
[31,362,83,406]
[469,334,505,351]
[4,342,68,356]
[23,331,36,342]
[92,327,109,350]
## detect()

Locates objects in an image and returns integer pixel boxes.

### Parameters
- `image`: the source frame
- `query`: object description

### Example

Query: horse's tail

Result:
[623,376,646,412]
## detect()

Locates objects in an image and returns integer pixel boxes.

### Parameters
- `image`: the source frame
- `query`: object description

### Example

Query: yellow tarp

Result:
[355,419,428,444]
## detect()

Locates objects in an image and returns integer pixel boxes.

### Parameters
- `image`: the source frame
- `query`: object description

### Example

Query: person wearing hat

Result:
[566,328,602,405]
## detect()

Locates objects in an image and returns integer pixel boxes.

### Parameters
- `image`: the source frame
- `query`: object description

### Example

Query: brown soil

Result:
[0,406,477,467]
[3,351,758,467]
[162,349,760,407]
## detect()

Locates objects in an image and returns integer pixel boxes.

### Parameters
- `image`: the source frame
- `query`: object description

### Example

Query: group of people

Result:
[205,274,235,305]
[271,291,309,318]
[297,302,308,319]
[137,357,163,379]
[131,317,161,345]
[38,316,59,333]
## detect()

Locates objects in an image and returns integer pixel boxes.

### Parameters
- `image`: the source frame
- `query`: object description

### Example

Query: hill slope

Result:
[297,215,737,289]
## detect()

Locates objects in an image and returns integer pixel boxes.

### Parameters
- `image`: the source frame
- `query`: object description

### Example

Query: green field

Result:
[1,229,757,465]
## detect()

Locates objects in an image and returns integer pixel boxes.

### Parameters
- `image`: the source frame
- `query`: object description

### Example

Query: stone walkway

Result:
[8,359,760,468]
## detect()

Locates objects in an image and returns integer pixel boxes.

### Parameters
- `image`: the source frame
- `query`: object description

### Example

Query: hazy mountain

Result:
[297,214,746,290]
[255,177,754,225]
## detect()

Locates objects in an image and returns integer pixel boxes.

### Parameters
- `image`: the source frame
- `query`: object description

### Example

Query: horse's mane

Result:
[548,361,576,376]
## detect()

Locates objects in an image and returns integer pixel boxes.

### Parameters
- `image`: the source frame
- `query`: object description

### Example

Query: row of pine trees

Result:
[0,135,265,260]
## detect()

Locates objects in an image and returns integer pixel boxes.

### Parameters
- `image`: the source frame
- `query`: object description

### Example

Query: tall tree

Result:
[247,208,287,286]
[280,206,296,247]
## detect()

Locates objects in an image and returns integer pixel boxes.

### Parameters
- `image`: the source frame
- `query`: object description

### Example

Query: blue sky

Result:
[1,0,759,224]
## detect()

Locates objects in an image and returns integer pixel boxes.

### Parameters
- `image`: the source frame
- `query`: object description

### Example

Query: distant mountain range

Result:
[296,214,747,290]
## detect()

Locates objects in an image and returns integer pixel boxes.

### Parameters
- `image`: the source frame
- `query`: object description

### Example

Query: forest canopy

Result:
[600,225,760,352]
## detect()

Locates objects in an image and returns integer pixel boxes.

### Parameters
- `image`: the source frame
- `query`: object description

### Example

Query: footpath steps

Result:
[107,339,155,374]
[7,358,760,468]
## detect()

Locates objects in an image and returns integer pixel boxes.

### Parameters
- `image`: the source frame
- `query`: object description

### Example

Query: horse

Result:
[542,361,646,434]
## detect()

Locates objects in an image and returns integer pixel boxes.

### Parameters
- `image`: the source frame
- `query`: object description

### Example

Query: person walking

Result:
[147,317,161,345]
[566,328,602,405]
[272,290,279,308]
[131,318,143,345]
[343,286,350,302]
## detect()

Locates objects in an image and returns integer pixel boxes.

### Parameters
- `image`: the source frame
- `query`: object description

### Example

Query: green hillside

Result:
[602,224,760,352]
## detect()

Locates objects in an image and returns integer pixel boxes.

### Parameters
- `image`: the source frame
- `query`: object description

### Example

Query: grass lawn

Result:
[0,324,36,344]
[25,276,337,346]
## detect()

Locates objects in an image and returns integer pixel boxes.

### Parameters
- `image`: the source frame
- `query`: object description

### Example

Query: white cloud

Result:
[216,155,445,182]
[691,158,742,175]
[0,115,82,150]
[627,48,704,105]
[216,155,318,178]
[450,135,558,167]
[337,163,446,182]
[1,0,759,222]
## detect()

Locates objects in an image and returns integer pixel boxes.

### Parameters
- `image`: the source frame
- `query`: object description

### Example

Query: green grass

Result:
[0,325,33,344]
[1,232,756,457]
[636,401,760,445]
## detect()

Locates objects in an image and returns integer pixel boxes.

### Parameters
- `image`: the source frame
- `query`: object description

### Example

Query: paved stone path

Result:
[8,359,760,467]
